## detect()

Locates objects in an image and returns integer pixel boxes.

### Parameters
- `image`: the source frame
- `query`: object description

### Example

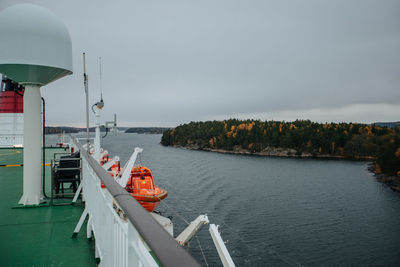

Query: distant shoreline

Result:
[44,126,169,135]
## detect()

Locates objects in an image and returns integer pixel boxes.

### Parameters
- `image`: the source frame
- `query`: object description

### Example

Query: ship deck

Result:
[0,148,96,267]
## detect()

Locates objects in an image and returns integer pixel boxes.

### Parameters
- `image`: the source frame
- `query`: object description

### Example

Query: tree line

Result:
[161,119,400,175]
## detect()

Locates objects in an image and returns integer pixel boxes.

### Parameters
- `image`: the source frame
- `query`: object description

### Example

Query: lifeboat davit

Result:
[100,152,109,166]
[108,160,121,178]
[125,166,167,212]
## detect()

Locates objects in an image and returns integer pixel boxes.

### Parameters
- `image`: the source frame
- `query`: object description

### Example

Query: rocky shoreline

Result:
[368,164,400,192]
[171,144,375,160]
[169,144,399,192]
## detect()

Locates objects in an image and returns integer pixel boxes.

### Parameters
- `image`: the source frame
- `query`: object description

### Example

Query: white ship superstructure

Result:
[0,77,24,147]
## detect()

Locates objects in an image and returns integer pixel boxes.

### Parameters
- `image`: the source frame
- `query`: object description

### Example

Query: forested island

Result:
[161,119,400,187]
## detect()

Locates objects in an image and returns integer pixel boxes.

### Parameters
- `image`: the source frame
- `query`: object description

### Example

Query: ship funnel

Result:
[0,4,73,205]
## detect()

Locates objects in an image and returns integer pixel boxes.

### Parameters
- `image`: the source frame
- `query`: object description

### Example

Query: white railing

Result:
[79,156,157,267]
[70,136,200,267]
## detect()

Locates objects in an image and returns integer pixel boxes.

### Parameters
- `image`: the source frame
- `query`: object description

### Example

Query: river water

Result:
[49,133,400,266]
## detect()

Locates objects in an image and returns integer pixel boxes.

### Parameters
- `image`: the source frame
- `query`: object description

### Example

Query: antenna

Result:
[99,57,103,101]
[83,52,90,149]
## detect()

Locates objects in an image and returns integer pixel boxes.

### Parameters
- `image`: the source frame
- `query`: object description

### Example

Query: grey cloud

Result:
[1,0,399,126]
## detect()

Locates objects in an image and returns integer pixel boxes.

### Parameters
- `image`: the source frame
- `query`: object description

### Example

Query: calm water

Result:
[49,133,400,266]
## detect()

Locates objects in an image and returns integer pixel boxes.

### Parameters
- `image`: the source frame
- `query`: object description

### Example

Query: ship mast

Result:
[83,53,90,150]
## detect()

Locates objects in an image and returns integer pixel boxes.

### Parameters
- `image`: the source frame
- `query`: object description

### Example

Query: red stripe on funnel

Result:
[0,91,24,113]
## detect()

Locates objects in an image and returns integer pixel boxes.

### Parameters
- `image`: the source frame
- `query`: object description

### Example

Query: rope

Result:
[150,180,252,264]
[154,194,190,225]
[138,154,143,167]
[196,235,209,267]
[219,221,302,267]
[160,184,300,265]
[157,178,301,266]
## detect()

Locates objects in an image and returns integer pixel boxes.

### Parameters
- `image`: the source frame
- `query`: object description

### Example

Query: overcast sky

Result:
[1,0,399,127]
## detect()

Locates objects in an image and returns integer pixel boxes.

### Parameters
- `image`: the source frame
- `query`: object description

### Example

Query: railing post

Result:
[50,159,54,206]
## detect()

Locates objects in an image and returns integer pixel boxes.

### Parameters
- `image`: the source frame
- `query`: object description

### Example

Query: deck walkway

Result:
[0,148,96,267]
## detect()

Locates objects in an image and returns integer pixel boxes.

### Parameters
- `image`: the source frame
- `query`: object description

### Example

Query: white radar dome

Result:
[0,4,73,85]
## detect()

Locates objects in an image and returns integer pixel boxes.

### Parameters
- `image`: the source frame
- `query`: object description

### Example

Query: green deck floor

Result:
[0,148,97,267]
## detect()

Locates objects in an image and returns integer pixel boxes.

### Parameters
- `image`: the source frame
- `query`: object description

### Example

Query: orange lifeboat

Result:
[125,166,167,212]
